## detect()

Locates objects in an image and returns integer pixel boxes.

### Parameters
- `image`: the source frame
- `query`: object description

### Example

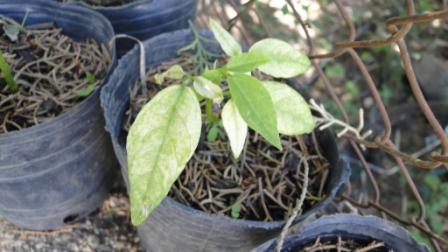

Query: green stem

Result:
[181,79,190,87]
[205,98,213,122]
[222,91,231,97]
[0,49,18,93]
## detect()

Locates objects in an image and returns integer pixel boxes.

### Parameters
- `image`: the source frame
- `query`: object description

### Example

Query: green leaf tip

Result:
[202,69,222,85]
[249,38,311,78]
[261,81,315,135]
[209,17,242,57]
[155,64,185,84]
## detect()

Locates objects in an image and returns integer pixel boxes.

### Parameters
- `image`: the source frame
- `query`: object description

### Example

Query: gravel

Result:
[0,182,144,252]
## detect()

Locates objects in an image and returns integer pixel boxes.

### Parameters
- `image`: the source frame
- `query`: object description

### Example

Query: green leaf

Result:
[154,65,184,84]
[324,63,345,78]
[281,4,289,15]
[424,174,440,191]
[222,99,248,159]
[165,65,185,79]
[360,51,372,61]
[0,49,18,93]
[409,228,432,249]
[231,203,241,218]
[154,73,164,85]
[228,73,281,150]
[261,81,315,135]
[309,20,323,31]
[346,80,359,96]
[202,69,222,85]
[249,38,311,78]
[227,52,270,73]
[207,125,219,142]
[193,76,224,104]
[86,73,95,85]
[127,85,201,225]
[209,17,242,57]
[1,23,19,41]
[76,85,95,97]
[430,219,443,234]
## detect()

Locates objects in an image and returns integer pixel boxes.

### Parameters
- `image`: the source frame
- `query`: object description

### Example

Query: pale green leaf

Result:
[154,65,184,84]
[193,76,224,104]
[227,52,270,73]
[1,23,19,41]
[209,17,242,57]
[261,81,315,135]
[231,203,241,218]
[165,65,184,79]
[228,73,281,150]
[76,85,95,97]
[249,38,311,78]
[207,126,219,142]
[127,85,201,225]
[222,99,248,158]
[202,69,222,85]
[154,73,164,84]
[86,73,95,85]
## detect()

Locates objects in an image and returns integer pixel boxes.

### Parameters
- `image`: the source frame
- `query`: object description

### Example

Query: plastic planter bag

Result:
[253,214,430,252]
[0,0,118,230]
[62,0,199,58]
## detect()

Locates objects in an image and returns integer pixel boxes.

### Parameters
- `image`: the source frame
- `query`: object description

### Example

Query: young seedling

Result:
[0,49,17,93]
[0,12,29,42]
[127,18,314,225]
[231,203,241,219]
[76,73,96,97]
[0,12,29,93]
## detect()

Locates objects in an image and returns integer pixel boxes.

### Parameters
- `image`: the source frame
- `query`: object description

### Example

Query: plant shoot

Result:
[127,18,314,225]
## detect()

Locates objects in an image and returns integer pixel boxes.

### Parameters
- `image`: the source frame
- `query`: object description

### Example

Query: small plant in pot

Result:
[101,19,350,251]
[128,17,318,224]
[0,0,117,230]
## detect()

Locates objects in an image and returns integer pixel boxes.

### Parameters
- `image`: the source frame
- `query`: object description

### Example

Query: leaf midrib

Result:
[142,85,185,202]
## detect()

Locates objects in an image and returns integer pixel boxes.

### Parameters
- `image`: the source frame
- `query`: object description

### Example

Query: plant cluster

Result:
[127,18,315,225]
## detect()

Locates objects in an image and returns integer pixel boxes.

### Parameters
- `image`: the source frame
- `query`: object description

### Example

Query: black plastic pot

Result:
[253,214,430,252]
[0,0,118,230]
[62,0,199,58]
[101,29,350,251]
